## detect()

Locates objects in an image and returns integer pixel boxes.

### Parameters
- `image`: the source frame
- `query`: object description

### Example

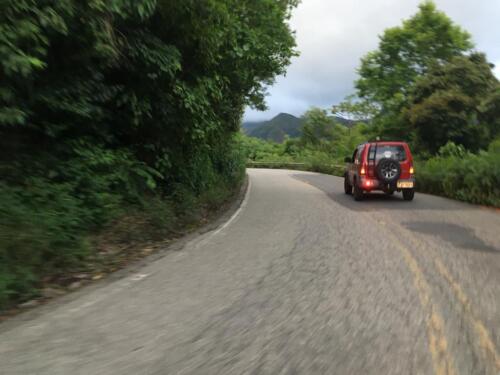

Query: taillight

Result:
[360,164,366,175]
[410,166,414,174]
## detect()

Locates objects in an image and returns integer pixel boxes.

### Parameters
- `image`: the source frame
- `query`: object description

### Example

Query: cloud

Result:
[244,0,500,121]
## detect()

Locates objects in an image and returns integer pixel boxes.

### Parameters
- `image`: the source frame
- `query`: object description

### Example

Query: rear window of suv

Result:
[368,145,406,162]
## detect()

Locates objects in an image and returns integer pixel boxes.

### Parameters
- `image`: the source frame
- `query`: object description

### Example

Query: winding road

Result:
[1,169,499,375]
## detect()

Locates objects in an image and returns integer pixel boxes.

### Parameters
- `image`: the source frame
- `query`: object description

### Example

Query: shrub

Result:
[417,141,500,207]
[0,182,88,305]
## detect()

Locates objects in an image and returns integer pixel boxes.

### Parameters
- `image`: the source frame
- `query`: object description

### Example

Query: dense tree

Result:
[298,107,370,159]
[0,0,298,306]
[1,0,298,187]
[479,85,500,139]
[354,1,473,140]
[332,95,378,123]
[405,53,499,153]
[300,108,342,146]
[357,1,472,103]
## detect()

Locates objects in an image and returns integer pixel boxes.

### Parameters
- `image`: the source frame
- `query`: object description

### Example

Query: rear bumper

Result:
[358,177,415,191]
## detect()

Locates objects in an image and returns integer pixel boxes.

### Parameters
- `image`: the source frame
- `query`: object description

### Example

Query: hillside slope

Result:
[241,121,265,134]
[248,113,302,142]
[243,113,356,142]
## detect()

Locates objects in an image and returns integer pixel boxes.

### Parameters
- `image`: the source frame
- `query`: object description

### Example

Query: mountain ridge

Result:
[242,112,356,142]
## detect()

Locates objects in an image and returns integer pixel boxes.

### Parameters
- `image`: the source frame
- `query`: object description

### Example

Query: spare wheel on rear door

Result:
[376,158,401,183]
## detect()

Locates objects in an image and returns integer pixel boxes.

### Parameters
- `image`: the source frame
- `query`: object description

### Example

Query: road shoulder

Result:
[0,175,250,331]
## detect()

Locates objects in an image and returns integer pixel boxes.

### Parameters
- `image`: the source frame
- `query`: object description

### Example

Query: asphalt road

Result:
[1,169,499,375]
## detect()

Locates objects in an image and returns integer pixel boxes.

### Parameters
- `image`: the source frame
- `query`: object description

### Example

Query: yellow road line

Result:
[386,219,500,373]
[372,218,456,375]
[434,258,500,371]
[396,238,456,375]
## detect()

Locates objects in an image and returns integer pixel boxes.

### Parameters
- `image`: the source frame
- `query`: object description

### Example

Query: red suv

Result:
[344,141,415,201]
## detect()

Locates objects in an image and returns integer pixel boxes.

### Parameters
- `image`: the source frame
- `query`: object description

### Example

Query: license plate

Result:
[397,181,414,188]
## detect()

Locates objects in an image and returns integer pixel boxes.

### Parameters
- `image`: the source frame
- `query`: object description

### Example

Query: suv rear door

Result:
[368,143,412,180]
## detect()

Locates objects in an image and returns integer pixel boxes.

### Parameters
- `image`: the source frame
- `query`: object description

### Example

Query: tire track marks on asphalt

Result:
[369,217,456,375]
[434,258,500,372]
[388,222,500,373]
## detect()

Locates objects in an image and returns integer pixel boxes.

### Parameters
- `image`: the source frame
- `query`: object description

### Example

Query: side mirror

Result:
[344,157,352,163]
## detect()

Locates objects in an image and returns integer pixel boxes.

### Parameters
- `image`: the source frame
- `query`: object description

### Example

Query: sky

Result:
[244,0,500,122]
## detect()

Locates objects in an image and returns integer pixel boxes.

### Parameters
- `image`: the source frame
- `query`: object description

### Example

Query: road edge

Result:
[0,174,251,331]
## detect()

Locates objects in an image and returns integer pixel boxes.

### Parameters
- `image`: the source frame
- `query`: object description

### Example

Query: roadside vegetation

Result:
[0,1,298,309]
[241,108,368,176]
[417,141,500,207]
[243,1,500,207]
[1,0,498,311]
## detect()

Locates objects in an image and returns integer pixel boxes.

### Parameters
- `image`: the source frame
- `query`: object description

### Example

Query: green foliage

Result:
[0,0,296,308]
[332,95,379,122]
[357,1,472,104]
[417,141,500,207]
[0,181,88,306]
[248,113,303,142]
[240,134,291,162]
[244,113,357,143]
[331,123,369,160]
[354,1,473,141]
[240,114,369,175]
[300,108,338,146]
[478,83,500,139]
[405,53,499,153]
[243,123,500,208]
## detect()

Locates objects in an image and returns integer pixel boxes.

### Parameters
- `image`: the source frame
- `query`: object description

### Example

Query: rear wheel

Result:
[344,174,352,195]
[403,189,415,201]
[353,182,364,201]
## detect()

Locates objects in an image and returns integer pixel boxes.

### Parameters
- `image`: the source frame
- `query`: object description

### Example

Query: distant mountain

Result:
[242,112,356,143]
[247,113,303,143]
[241,121,265,134]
